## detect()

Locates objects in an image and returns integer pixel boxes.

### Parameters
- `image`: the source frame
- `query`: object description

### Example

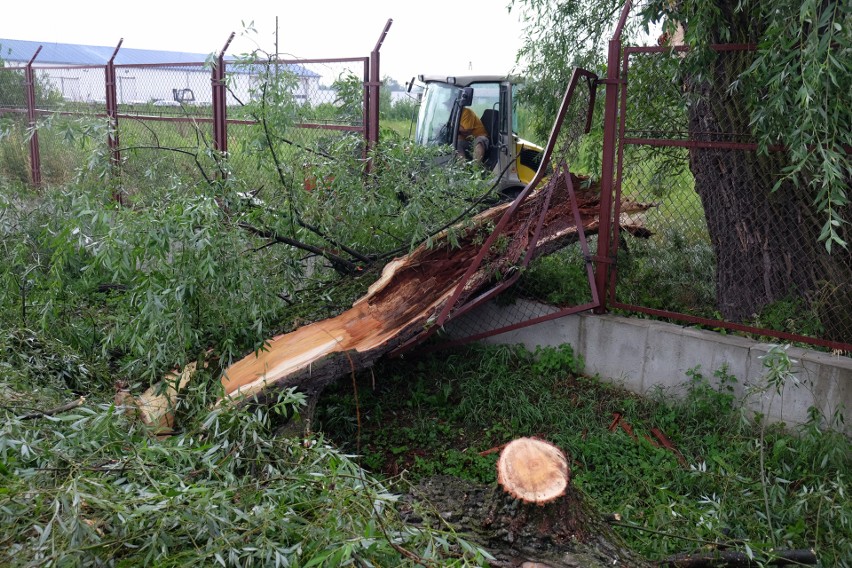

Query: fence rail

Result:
[0,30,388,190]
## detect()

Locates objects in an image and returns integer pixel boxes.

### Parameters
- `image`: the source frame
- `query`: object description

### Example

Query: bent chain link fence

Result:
[442,70,603,344]
[445,45,851,353]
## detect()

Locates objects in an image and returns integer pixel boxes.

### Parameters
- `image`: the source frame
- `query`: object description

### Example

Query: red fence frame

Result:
[594,2,852,353]
[2,20,392,186]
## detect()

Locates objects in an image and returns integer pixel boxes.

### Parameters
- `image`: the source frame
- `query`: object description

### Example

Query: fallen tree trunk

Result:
[134,174,653,428]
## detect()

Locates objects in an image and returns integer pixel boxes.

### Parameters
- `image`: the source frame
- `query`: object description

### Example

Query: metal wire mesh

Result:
[0,67,27,111]
[0,56,370,194]
[221,57,369,195]
[611,47,852,351]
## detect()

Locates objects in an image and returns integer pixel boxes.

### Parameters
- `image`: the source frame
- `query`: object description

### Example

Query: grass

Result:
[316,343,852,566]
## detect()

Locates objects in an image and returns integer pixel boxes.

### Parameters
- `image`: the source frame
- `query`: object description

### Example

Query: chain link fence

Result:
[2,40,849,353]
[443,43,850,354]
[0,54,375,195]
[608,45,852,352]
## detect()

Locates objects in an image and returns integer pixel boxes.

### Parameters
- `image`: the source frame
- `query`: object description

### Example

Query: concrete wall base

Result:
[446,300,851,434]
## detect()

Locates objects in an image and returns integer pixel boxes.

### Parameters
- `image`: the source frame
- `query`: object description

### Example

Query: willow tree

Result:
[512,0,851,336]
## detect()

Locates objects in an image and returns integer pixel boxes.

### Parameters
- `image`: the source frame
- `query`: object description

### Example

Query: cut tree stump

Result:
[402,436,651,566]
[134,174,654,429]
[400,474,652,567]
[497,437,570,505]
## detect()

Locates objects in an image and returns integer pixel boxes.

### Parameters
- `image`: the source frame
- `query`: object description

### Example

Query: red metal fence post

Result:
[24,47,42,187]
[594,1,632,314]
[368,19,393,156]
[213,33,235,168]
[363,58,370,162]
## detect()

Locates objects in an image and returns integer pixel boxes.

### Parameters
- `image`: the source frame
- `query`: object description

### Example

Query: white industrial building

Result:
[0,38,321,106]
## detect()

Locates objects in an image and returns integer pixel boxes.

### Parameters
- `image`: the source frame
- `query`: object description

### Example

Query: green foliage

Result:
[512,244,594,306]
[330,72,365,124]
[512,0,621,138]
[380,78,419,124]
[0,116,31,184]
[753,295,826,339]
[0,55,80,185]
[0,328,100,395]
[531,343,584,376]
[645,0,851,250]
[0,55,63,109]
[0,56,498,391]
[616,229,716,314]
[291,133,490,256]
[514,0,850,250]
[317,343,851,566]
[0,378,490,567]
[0,181,297,388]
[750,0,851,251]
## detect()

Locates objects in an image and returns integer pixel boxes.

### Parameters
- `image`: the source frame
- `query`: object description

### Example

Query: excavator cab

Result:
[413,74,544,198]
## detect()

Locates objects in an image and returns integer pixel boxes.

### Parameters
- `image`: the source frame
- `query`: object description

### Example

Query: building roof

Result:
[0,38,319,77]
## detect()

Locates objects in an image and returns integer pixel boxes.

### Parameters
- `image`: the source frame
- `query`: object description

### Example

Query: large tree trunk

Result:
[688,139,822,322]
[683,13,852,331]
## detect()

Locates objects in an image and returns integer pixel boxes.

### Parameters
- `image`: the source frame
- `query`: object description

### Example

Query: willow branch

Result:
[19,396,86,420]
[238,222,360,274]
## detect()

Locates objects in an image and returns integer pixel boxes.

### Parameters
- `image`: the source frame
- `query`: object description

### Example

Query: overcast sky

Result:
[1,0,530,82]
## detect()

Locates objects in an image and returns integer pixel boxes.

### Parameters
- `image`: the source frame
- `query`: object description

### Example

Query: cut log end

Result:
[497,437,570,504]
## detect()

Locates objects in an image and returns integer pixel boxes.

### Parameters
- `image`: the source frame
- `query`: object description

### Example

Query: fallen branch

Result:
[479,442,509,456]
[136,174,655,430]
[237,222,361,275]
[19,396,85,420]
[650,427,688,467]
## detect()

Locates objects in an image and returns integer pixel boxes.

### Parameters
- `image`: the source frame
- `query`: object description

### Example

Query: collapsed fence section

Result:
[433,68,610,346]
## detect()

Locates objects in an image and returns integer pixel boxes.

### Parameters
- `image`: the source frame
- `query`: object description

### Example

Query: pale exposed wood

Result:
[135,362,197,429]
[496,437,570,504]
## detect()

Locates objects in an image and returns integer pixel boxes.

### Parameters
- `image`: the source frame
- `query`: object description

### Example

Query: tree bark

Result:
[682,6,852,333]
[400,474,652,567]
[687,75,820,322]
